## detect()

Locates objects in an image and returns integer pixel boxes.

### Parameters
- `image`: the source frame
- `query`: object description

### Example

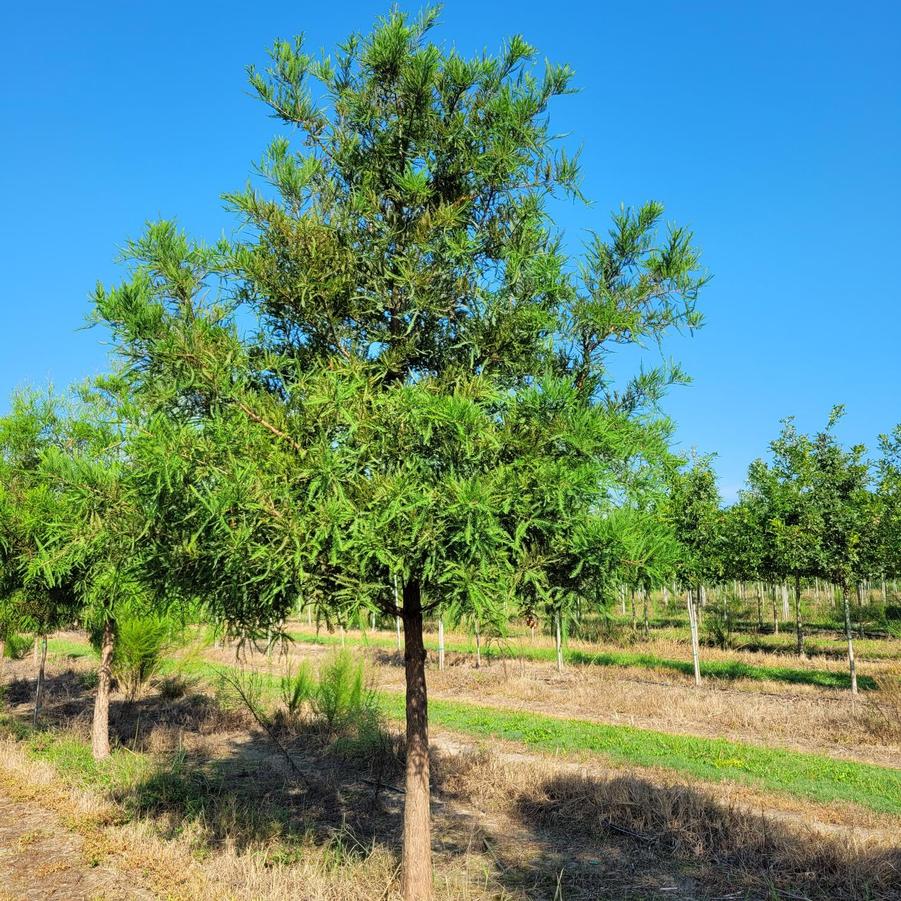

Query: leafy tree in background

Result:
[0,391,80,723]
[796,407,872,694]
[93,10,707,896]
[33,382,161,758]
[877,424,901,589]
[720,499,767,630]
[745,419,821,655]
[602,503,680,639]
[666,455,723,683]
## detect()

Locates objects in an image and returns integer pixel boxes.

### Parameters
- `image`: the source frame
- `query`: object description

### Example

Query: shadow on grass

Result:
[497,769,901,900]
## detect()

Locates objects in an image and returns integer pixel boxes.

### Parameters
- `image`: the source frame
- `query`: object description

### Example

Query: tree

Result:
[780,408,872,694]
[94,10,707,896]
[666,455,723,684]
[0,391,80,722]
[745,420,822,655]
[33,381,159,758]
[876,424,901,588]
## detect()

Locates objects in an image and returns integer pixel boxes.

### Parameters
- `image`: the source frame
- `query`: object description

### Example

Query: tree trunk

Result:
[32,634,48,726]
[394,574,403,652]
[687,589,701,686]
[92,620,115,759]
[841,586,858,695]
[793,574,804,656]
[401,581,432,900]
[755,582,764,632]
[437,616,445,672]
[473,622,481,668]
[642,590,650,639]
[855,583,865,638]
[630,589,637,632]
[781,582,790,621]
[771,584,779,634]
[554,612,564,673]
[699,584,707,608]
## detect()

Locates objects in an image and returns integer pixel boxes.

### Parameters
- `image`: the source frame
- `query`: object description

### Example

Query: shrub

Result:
[280,661,316,718]
[4,632,31,660]
[314,651,375,735]
[113,615,172,700]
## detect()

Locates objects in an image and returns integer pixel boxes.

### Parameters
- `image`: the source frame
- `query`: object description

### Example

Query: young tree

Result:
[94,10,707,896]
[666,455,723,684]
[33,382,159,758]
[783,408,872,693]
[0,391,80,722]
[745,421,821,656]
[876,424,901,589]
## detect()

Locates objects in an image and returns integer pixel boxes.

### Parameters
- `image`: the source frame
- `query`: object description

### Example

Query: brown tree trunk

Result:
[401,580,432,900]
[793,574,804,656]
[32,634,47,726]
[841,585,858,695]
[92,620,115,760]
[755,582,764,632]
[437,616,445,672]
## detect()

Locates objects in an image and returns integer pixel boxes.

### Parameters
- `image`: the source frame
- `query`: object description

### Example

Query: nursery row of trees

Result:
[1,10,899,899]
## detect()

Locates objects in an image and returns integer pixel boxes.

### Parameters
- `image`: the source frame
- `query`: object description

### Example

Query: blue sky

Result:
[2,1,899,499]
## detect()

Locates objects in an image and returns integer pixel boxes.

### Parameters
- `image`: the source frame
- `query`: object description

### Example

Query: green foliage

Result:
[110,614,173,700]
[279,660,316,717]
[314,651,378,736]
[4,632,31,660]
[90,8,708,647]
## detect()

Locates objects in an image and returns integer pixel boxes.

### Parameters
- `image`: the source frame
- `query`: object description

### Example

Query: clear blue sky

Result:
[3,1,899,499]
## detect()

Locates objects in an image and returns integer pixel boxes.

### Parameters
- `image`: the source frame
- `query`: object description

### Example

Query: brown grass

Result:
[440,749,901,900]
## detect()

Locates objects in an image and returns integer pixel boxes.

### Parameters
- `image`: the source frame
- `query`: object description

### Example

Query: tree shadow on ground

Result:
[487,768,901,900]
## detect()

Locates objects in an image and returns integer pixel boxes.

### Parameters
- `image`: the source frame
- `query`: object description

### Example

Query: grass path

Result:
[287,628,875,690]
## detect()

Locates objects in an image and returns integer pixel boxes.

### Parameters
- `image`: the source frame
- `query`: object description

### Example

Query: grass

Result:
[47,636,98,660]
[377,693,901,816]
[42,634,900,815]
[288,628,875,690]
[0,713,150,791]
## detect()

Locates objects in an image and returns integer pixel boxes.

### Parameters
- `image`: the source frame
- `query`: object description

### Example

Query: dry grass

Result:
[340,642,900,769]
[4,637,901,900]
[440,749,901,900]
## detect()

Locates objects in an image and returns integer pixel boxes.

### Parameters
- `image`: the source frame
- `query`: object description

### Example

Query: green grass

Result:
[0,713,150,790]
[288,629,874,691]
[41,634,900,816]
[377,692,901,816]
[48,637,98,660]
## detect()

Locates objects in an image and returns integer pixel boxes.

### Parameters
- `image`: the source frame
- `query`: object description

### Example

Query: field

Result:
[0,592,899,900]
